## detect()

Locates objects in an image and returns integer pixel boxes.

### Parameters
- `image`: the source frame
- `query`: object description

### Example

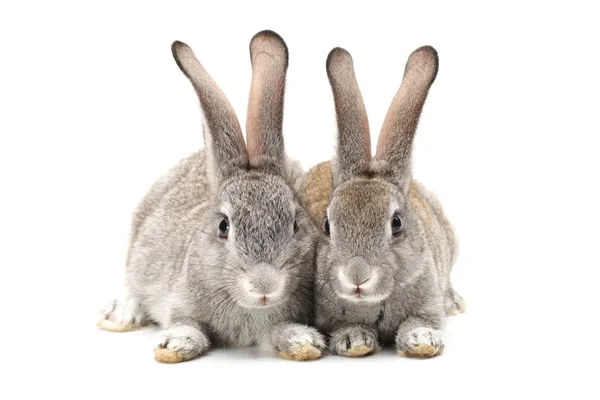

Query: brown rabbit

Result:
[303,45,465,358]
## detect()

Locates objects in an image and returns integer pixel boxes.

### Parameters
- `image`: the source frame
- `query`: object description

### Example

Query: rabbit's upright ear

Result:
[172,41,248,189]
[326,48,371,186]
[374,46,438,187]
[246,30,289,173]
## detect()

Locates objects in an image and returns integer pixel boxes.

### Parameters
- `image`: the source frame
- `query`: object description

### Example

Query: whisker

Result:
[209,292,233,323]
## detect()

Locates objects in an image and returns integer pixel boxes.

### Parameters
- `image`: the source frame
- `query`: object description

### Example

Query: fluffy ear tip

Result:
[250,29,288,63]
[326,47,353,75]
[414,45,438,56]
[171,40,188,52]
[252,29,285,44]
[407,45,439,81]
[327,47,352,62]
[411,45,439,65]
[171,40,194,61]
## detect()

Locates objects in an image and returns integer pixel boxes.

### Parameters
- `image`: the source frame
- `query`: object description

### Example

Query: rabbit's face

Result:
[214,172,313,309]
[319,177,426,303]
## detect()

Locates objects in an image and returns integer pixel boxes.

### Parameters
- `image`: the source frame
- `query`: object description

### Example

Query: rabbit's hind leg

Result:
[444,287,467,316]
[97,291,149,332]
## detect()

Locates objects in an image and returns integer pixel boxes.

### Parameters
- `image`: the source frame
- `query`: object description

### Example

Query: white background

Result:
[1,1,599,398]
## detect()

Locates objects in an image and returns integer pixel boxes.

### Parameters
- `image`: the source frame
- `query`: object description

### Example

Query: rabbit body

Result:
[98,31,325,363]
[305,163,463,343]
[303,46,465,358]
[123,151,312,347]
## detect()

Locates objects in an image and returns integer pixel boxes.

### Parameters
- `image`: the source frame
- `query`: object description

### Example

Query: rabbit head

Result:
[172,31,316,309]
[317,46,438,303]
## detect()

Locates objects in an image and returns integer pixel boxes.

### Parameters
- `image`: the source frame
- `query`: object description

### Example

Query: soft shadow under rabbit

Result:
[98,31,324,363]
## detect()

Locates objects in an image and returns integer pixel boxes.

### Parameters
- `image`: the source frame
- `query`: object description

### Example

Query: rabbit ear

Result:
[246,30,289,173]
[172,41,248,188]
[326,47,371,186]
[374,46,438,185]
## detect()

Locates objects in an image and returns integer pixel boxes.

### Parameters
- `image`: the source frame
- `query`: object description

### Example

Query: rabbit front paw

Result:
[397,327,444,358]
[328,325,379,357]
[153,324,210,363]
[272,323,326,361]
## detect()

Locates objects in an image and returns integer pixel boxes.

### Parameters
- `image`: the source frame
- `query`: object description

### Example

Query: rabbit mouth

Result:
[239,295,284,309]
[335,290,389,303]
[333,267,389,302]
[239,268,287,308]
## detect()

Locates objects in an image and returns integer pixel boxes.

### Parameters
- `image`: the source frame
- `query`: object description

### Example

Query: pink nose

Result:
[348,275,371,287]
[342,257,373,286]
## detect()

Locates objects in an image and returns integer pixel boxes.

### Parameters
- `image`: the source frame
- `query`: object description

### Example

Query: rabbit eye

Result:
[392,213,402,236]
[218,217,229,239]
[293,220,299,234]
[324,218,331,236]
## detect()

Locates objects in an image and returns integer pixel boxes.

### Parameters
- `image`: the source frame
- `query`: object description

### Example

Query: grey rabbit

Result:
[302,45,466,357]
[97,30,325,363]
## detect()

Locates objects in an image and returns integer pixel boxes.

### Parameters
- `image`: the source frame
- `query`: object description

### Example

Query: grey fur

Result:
[246,30,288,172]
[375,46,439,187]
[306,45,465,357]
[328,324,380,356]
[326,48,371,186]
[99,31,324,362]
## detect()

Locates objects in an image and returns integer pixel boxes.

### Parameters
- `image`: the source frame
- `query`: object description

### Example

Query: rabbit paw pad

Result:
[397,327,444,358]
[154,325,210,363]
[329,325,379,357]
[275,325,325,361]
[97,297,147,332]
[278,344,323,361]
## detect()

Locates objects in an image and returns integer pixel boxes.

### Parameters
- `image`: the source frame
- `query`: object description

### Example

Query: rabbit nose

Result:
[341,257,372,287]
[346,274,372,288]
[244,264,285,298]
[247,282,279,297]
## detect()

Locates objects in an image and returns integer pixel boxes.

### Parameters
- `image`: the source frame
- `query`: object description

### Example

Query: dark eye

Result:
[218,217,229,239]
[392,213,402,236]
[324,218,330,236]
[293,220,299,234]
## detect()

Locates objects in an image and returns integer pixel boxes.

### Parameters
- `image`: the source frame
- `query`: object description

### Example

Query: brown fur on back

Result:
[302,161,334,227]
[408,180,458,293]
